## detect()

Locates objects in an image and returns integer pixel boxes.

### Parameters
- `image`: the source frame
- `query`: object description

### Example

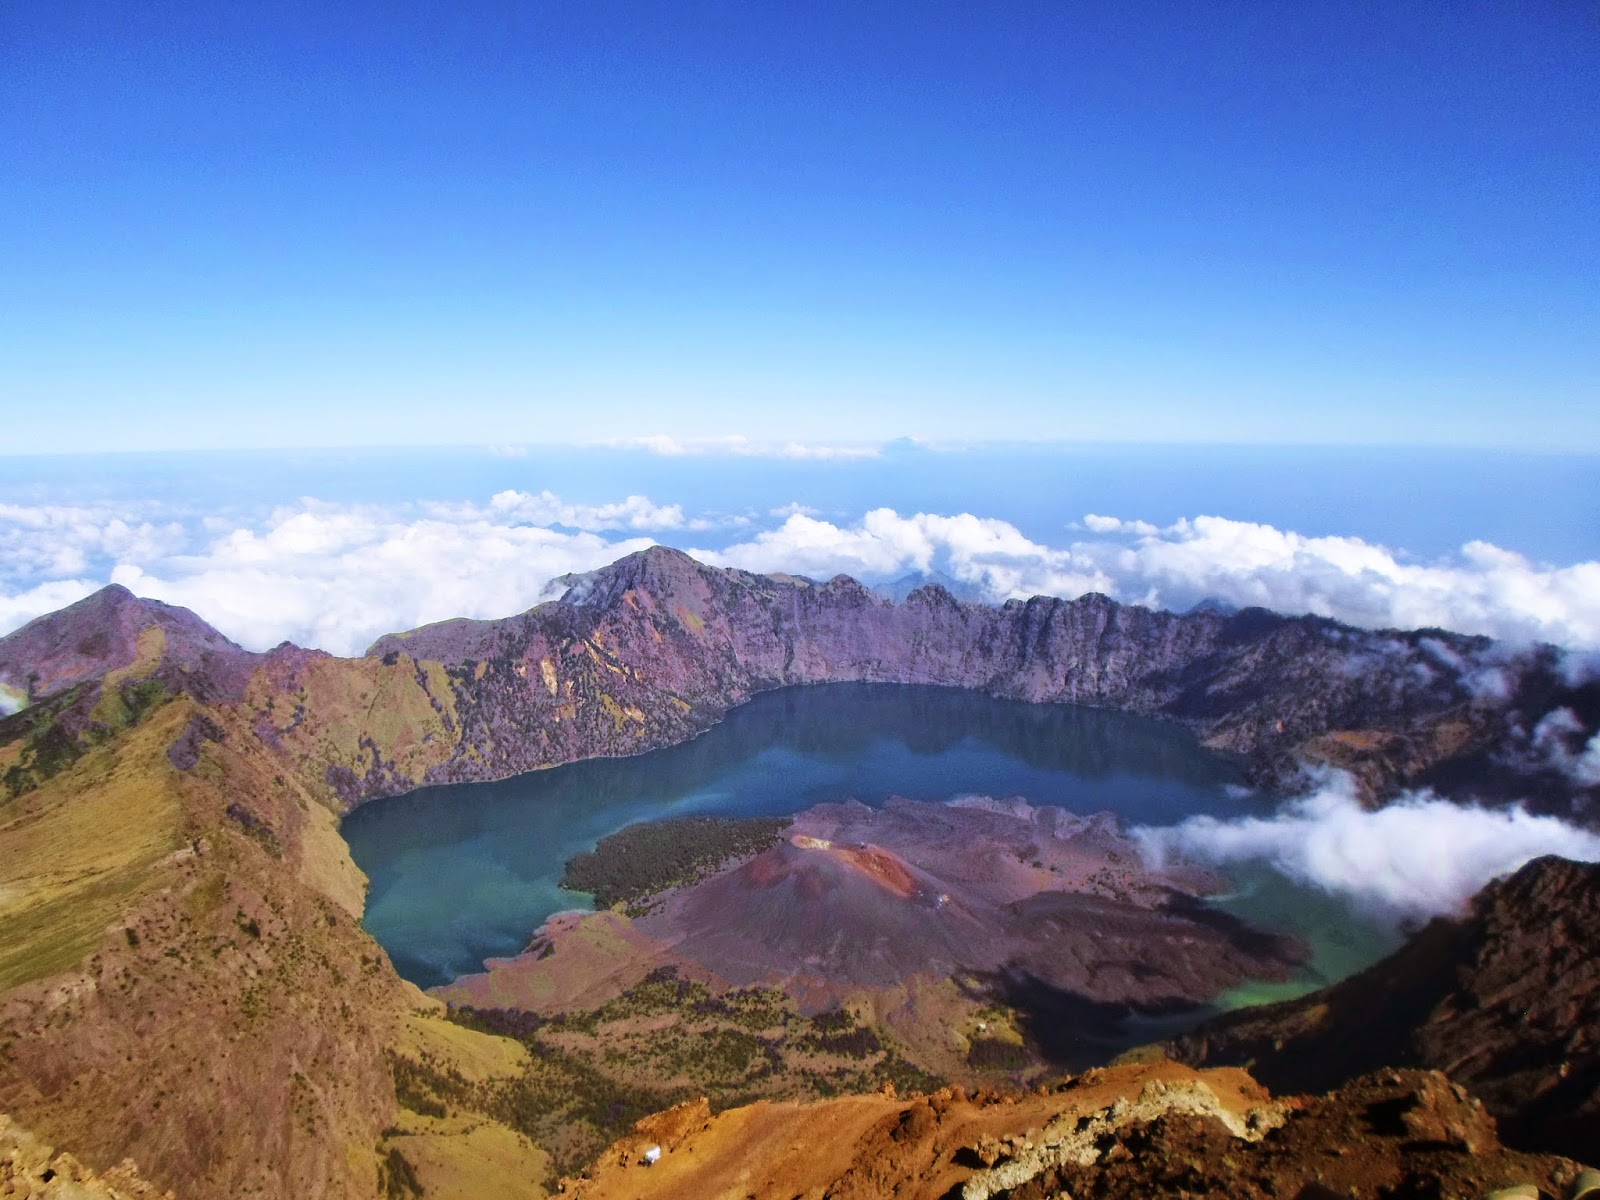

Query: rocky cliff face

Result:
[360,545,1590,812]
[1170,855,1600,1162]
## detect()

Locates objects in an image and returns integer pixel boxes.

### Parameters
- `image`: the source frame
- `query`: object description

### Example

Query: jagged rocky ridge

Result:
[566,1063,1588,1200]
[357,545,1598,813]
[5,546,1595,818]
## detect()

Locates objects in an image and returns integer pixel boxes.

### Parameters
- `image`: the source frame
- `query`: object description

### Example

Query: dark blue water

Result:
[342,683,1288,988]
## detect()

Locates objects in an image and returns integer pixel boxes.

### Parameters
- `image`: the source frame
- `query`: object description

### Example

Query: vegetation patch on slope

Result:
[441,966,943,1182]
[0,701,189,989]
[561,815,789,912]
[2,671,172,801]
[1,684,93,800]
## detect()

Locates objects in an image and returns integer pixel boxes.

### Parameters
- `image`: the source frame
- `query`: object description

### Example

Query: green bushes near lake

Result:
[561,816,789,911]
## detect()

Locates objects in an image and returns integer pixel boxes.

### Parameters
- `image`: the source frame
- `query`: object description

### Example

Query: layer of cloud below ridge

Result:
[0,496,1596,659]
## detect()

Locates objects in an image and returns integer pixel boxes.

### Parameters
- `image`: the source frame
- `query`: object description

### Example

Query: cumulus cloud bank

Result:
[700,510,1600,651]
[2,493,1598,658]
[1136,771,1600,923]
[109,507,655,655]
[693,509,1115,601]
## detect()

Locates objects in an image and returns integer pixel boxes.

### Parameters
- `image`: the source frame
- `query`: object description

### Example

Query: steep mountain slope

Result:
[1170,855,1600,1162]
[0,618,545,1196]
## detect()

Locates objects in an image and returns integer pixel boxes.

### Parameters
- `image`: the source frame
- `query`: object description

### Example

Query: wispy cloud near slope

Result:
[111,507,655,654]
[1135,770,1600,922]
[0,495,1597,657]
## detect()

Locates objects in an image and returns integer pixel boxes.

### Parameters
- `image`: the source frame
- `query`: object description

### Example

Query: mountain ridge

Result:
[4,545,1596,821]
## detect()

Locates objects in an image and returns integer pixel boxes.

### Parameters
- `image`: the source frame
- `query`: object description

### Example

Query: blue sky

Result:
[3,0,1596,452]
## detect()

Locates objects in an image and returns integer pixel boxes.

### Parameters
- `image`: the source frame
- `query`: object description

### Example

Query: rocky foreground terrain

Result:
[0,1112,173,1199]
[567,1061,1590,1200]
[0,546,1597,1197]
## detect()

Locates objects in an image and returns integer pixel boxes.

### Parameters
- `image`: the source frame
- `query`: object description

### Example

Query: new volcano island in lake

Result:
[441,795,1306,1071]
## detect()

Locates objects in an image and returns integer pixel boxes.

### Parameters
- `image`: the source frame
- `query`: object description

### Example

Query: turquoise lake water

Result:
[342,683,1398,995]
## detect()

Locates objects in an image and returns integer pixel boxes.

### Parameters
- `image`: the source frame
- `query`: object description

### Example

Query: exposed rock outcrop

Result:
[0,1113,173,1199]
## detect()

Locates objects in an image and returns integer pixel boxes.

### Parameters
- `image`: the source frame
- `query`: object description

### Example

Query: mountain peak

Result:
[0,584,252,704]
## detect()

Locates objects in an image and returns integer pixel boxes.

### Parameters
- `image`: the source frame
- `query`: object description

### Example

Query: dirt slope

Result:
[568,1059,1588,1200]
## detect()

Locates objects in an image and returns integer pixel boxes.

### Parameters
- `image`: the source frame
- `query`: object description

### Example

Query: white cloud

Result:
[0,579,102,640]
[4,493,1599,659]
[1527,707,1600,787]
[1576,735,1600,787]
[774,440,882,461]
[1135,770,1600,923]
[105,507,655,655]
[696,508,1600,650]
[1080,513,1159,536]
[1069,515,1600,648]
[0,495,671,654]
[0,502,188,581]
[483,489,685,531]
[1560,653,1600,687]
[695,509,1115,600]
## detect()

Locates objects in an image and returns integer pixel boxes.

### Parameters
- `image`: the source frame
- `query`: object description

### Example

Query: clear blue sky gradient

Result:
[3,1,1596,451]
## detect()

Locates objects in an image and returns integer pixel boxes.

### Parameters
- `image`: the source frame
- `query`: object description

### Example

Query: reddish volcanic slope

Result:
[643,797,1304,1011]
